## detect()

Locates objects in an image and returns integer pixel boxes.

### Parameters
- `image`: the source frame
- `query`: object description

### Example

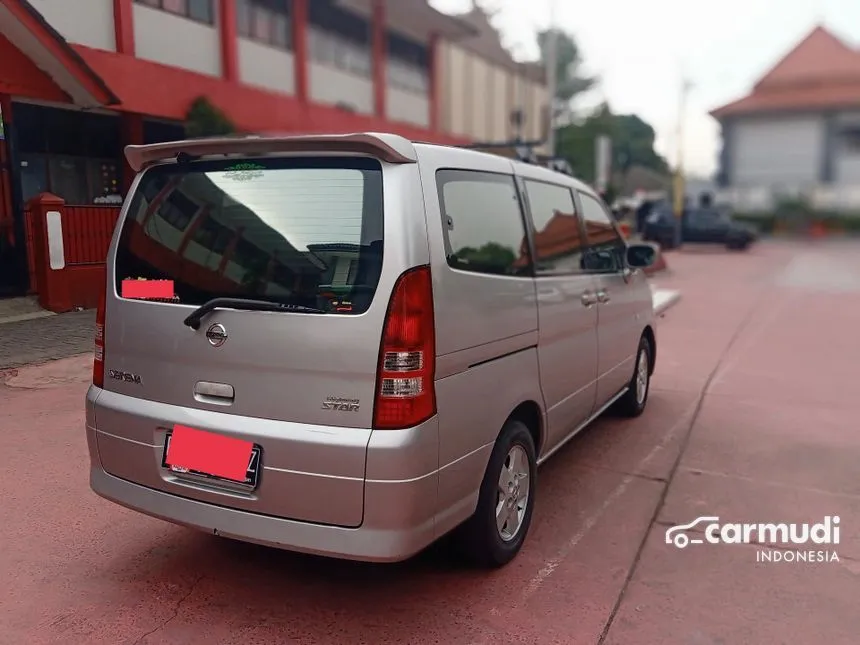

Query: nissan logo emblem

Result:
[205,323,228,347]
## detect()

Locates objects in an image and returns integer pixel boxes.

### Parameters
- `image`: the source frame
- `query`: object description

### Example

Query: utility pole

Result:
[673,77,692,218]
[545,0,559,157]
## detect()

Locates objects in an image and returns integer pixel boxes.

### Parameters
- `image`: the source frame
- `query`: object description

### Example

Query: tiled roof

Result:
[711,83,860,118]
[756,26,860,90]
[711,26,860,118]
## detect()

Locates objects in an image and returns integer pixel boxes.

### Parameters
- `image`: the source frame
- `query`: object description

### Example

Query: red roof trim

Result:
[2,0,119,105]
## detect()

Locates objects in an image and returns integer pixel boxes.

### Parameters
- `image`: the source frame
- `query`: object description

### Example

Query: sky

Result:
[429,0,860,178]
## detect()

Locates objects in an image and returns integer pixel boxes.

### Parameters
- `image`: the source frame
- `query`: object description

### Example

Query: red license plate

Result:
[164,425,255,483]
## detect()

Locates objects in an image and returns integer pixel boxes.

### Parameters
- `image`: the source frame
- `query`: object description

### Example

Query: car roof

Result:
[124,132,596,198]
[413,141,597,197]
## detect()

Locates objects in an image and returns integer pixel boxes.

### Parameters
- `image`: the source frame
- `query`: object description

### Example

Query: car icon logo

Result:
[205,323,228,347]
[665,516,720,548]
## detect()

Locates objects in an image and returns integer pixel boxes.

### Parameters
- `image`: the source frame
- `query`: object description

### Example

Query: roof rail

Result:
[124,132,417,172]
[460,139,573,176]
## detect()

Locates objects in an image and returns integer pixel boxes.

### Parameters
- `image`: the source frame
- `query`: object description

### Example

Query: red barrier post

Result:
[27,193,75,313]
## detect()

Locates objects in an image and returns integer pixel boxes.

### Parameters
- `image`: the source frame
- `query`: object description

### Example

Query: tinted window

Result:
[523,179,586,275]
[114,157,384,315]
[187,0,213,22]
[436,170,530,276]
[690,208,724,227]
[136,0,215,24]
[578,192,626,273]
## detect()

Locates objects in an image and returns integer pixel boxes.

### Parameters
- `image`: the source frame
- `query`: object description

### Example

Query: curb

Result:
[0,310,55,326]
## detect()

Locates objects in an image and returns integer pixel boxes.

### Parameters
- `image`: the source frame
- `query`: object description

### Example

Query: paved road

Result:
[0,309,95,370]
[2,240,858,644]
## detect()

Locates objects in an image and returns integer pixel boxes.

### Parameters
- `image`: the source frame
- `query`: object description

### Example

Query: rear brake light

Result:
[373,266,436,430]
[93,283,106,387]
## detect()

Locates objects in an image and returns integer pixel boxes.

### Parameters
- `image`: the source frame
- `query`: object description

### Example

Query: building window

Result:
[308,27,372,77]
[237,0,292,50]
[135,0,215,25]
[308,0,371,77]
[842,128,860,154]
[20,156,121,206]
[435,169,531,276]
[193,216,233,254]
[387,31,429,94]
[14,103,124,206]
[159,190,199,231]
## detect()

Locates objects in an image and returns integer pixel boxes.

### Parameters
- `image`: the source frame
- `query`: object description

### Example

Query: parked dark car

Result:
[643,204,757,251]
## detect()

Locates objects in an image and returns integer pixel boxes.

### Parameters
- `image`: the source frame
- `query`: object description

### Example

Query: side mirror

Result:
[626,243,657,269]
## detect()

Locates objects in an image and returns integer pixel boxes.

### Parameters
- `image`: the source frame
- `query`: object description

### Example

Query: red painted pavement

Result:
[2,240,859,644]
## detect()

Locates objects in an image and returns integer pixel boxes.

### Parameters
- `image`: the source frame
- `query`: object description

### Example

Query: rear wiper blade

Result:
[183,297,325,330]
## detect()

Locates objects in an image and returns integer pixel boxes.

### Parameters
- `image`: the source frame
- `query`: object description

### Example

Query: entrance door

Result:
[0,132,27,296]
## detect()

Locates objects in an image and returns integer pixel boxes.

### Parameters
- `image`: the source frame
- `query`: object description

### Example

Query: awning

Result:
[335,0,477,43]
[0,0,118,107]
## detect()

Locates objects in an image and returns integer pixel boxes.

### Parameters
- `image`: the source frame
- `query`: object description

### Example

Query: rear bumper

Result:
[86,386,441,563]
[88,467,436,562]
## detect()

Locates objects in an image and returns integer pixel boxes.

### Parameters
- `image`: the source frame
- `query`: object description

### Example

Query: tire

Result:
[454,419,537,568]
[612,335,652,418]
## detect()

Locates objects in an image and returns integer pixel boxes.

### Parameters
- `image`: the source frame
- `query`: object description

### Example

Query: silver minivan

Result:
[86,133,658,568]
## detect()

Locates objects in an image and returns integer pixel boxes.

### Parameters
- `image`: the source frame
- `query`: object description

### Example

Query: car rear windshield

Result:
[114,156,384,315]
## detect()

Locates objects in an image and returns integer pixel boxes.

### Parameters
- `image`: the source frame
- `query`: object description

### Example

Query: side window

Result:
[690,208,724,227]
[436,170,531,276]
[523,179,586,275]
[578,192,626,273]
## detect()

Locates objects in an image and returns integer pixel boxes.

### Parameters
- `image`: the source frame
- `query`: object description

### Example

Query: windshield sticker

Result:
[122,278,175,300]
[223,163,266,182]
[332,300,353,313]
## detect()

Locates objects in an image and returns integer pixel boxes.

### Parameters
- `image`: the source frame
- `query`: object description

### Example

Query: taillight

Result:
[373,266,436,430]
[93,283,106,387]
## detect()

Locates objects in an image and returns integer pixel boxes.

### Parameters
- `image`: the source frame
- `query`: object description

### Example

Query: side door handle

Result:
[581,291,597,307]
[596,289,610,303]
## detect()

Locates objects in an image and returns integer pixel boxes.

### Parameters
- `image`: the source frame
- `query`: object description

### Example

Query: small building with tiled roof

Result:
[710,25,860,212]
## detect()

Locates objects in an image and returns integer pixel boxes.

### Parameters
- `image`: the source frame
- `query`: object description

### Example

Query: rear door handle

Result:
[581,291,597,307]
[596,289,610,303]
[194,381,234,405]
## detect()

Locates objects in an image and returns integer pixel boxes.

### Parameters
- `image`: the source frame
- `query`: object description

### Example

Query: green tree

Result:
[613,114,669,175]
[555,103,669,186]
[185,96,237,138]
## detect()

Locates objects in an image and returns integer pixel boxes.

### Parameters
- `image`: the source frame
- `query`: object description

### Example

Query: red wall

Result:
[0,33,67,101]
[73,45,465,144]
[1,1,467,300]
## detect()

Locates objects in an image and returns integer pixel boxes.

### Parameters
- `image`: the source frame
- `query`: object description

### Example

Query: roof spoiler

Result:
[124,132,418,172]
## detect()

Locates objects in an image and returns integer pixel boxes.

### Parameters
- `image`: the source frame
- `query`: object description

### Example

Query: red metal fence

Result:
[62,205,122,265]
[25,195,122,311]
